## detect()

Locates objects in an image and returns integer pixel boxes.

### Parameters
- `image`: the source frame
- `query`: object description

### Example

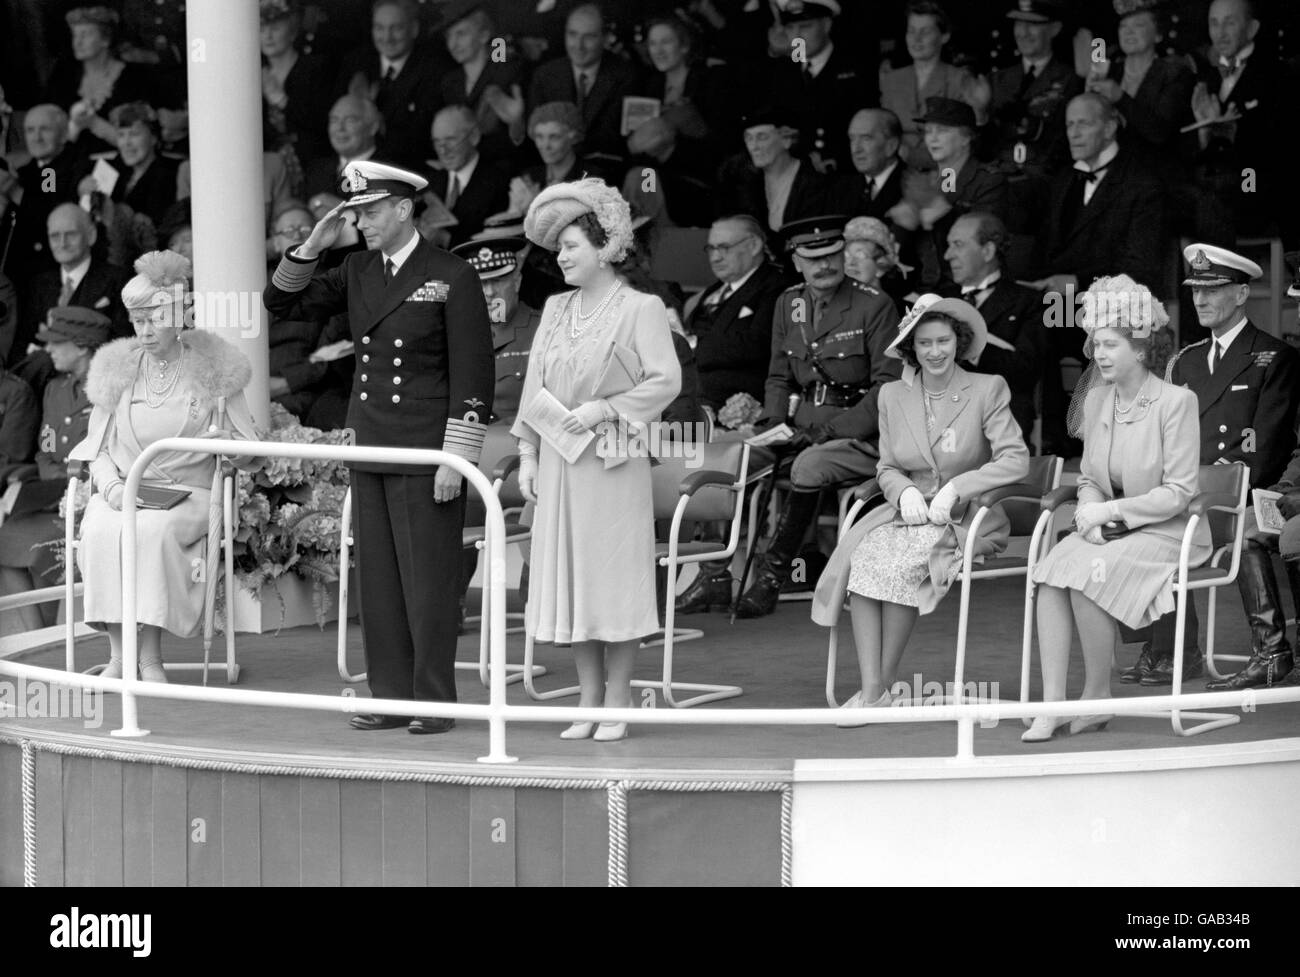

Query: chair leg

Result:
[1172,585,1241,737]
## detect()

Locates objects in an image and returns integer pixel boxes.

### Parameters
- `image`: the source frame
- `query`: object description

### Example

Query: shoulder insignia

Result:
[850,280,879,295]
[782,283,803,294]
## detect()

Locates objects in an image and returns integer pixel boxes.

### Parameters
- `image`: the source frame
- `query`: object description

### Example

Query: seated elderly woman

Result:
[71,251,259,682]
[1023,276,1204,742]
[843,216,911,311]
[811,295,1028,718]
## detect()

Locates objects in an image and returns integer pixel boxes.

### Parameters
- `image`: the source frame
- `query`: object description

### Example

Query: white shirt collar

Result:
[1073,139,1120,175]
[380,53,410,78]
[1211,316,1249,355]
[1022,53,1052,76]
[1219,42,1254,69]
[724,264,760,293]
[449,153,480,192]
[807,42,833,79]
[870,158,899,193]
[383,229,420,271]
[962,270,1001,294]
[62,255,92,290]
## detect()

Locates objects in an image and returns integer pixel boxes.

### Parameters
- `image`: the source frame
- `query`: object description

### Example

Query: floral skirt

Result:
[847,523,950,608]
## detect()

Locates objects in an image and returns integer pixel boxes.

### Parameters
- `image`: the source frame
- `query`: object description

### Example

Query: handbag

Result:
[1099,520,1136,541]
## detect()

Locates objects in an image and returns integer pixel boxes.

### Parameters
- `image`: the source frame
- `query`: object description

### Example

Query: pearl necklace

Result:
[143,343,185,408]
[1112,377,1150,424]
[570,280,622,340]
[922,381,950,432]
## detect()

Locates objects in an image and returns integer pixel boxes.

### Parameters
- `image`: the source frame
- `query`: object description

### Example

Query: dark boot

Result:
[1141,606,1204,686]
[1120,641,1159,684]
[1283,560,1300,686]
[1206,543,1293,690]
[735,490,821,619]
[675,559,734,614]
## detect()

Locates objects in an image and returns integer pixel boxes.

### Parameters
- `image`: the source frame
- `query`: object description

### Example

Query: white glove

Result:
[929,483,958,524]
[518,451,538,503]
[561,401,608,434]
[899,486,929,525]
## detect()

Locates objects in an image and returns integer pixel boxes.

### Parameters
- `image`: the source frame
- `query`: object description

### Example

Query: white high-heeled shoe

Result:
[559,722,596,740]
[1021,716,1069,743]
[139,657,169,683]
[593,722,627,742]
[835,690,893,728]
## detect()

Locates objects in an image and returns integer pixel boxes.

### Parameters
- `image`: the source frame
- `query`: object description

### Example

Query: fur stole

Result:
[86,330,252,412]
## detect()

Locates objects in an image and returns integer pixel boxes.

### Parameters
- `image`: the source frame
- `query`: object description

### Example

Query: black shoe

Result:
[457,596,469,635]
[1205,651,1293,690]
[1278,665,1300,687]
[409,717,456,734]
[349,713,412,730]
[735,564,783,619]
[675,562,734,614]
[1140,651,1205,686]
[1120,642,1158,684]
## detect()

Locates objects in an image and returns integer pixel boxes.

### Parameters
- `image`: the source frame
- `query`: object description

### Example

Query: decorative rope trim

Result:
[607,782,629,887]
[21,740,35,888]
[3,735,795,887]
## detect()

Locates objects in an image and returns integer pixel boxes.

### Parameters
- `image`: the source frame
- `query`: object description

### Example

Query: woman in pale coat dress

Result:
[1023,276,1207,742]
[811,295,1028,719]
[513,179,682,742]
[72,251,259,682]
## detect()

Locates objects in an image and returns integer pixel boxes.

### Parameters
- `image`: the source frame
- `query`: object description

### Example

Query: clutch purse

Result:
[1099,520,1136,541]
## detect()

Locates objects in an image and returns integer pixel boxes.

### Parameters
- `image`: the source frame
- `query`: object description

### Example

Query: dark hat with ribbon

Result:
[36,305,112,347]
[914,96,977,129]
[451,236,529,280]
[778,0,841,23]
[1006,0,1067,23]
[782,215,847,259]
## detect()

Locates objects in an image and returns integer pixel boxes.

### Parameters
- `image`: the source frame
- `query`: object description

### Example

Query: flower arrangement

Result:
[230,403,353,625]
[716,392,763,430]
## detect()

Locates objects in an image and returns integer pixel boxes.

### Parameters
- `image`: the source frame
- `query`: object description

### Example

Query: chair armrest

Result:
[494,454,521,481]
[851,478,882,502]
[972,482,1040,508]
[1188,491,1239,517]
[679,468,735,496]
[1041,485,1079,511]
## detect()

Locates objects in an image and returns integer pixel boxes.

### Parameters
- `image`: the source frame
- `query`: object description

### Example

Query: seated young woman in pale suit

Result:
[1023,276,1208,742]
[811,294,1028,720]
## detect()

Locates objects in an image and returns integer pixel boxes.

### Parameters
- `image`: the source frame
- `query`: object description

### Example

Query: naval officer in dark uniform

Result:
[265,161,495,734]
[1157,244,1300,691]
[736,216,901,617]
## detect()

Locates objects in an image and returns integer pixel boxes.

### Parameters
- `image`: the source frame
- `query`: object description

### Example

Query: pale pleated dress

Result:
[78,376,214,637]
[512,287,681,645]
[1030,419,1210,630]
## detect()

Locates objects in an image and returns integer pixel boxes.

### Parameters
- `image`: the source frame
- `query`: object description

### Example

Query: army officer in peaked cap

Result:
[736,215,901,618]
[265,160,495,734]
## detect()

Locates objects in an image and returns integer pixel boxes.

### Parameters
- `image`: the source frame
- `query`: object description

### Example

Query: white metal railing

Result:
[0,437,1297,765]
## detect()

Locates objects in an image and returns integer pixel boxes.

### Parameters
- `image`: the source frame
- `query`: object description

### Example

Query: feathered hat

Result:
[121,250,191,312]
[523,177,634,264]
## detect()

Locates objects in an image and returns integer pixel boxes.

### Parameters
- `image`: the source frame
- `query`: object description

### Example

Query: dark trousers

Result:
[351,469,465,703]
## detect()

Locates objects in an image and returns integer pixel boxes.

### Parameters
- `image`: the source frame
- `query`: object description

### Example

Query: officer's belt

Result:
[803,381,865,408]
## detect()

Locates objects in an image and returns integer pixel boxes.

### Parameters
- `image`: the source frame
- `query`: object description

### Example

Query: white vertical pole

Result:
[185,0,271,427]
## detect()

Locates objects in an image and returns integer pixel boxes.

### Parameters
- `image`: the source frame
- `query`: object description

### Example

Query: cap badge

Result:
[477,248,492,262]
[1191,250,1211,272]
[348,170,368,192]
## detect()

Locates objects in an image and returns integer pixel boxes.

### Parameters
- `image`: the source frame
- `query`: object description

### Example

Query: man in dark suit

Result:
[424,105,512,246]
[943,212,1042,444]
[765,0,875,175]
[264,161,495,734]
[303,95,383,200]
[827,109,905,222]
[1187,0,1283,242]
[11,203,128,393]
[437,0,527,164]
[0,104,82,282]
[1030,92,1164,457]
[983,0,1082,182]
[735,217,901,618]
[1159,245,1300,690]
[334,0,448,169]
[674,213,786,615]
[526,2,638,164]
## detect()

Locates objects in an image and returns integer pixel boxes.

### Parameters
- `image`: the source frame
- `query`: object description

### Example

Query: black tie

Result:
[1210,340,1223,373]
[1017,65,1037,99]
[384,258,396,282]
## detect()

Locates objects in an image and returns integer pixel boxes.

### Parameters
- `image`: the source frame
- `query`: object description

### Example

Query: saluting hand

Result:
[299,202,351,258]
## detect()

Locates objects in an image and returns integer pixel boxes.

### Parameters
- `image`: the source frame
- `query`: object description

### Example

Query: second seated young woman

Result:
[1023,275,1207,742]
[811,294,1028,719]
[514,179,682,743]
